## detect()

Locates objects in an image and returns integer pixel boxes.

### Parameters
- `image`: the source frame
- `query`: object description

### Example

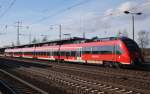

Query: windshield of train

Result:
[122,38,140,53]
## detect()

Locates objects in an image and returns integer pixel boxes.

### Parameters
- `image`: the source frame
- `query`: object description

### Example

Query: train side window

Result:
[45,52,47,56]
[66,51,70,56]
[54,51,57,56]
[49,51,52,56]
[36,52,39,56]
[92,46,100,54]
[47,51,49,56]
[36,52,38,55]
[41,52,43,56]
[76,48,82,57]
[83,47,91,54]
[59,51,62,56]
[60,51,62,56]
[63,51,66,56]
[51,51,54,56]
[100,46,113,54]
[115,45,123,54]
[34,52,36,55]
[42,52,44,56]
[44,52,46,56]
[53,51,55,56]
[63,51,65,56]
[91,46,113,54]
[46,52,48,56]
[61,51,65,56]
[50,51,52,56]
[70,51,76,56]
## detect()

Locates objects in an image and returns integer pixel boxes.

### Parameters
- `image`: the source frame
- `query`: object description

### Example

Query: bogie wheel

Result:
[113,62,121,69]
[103,61,113,68]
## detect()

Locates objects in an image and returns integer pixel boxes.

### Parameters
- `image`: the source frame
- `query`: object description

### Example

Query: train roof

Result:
[86,37,132,42]
[0,37,88,49]
[0,37,132,50]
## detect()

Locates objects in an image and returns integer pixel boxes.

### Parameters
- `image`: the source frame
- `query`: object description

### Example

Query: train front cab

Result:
[121,37,143,66]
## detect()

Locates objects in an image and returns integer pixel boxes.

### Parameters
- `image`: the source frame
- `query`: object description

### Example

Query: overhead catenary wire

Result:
[76,1,149,36]
[30,0,92,25]
[0,0,16,19]
[1,1,149,47]
[129,0,150,12]
[0,0,7,8]
[2,1,149,35]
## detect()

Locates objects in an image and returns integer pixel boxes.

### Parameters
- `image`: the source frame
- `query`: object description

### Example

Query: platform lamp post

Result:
[124,11,142,41]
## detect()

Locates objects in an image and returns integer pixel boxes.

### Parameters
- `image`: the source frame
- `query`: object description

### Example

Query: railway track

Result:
[3,57,150,83]
[1,56,150,72]
[0,57,150,94]
[0,80,16,94]
[24,67,145,94]
[0,69,48,94]
[1,62,149,94]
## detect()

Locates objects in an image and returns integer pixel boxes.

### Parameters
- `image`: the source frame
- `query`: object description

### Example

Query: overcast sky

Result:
[0,0,150,47]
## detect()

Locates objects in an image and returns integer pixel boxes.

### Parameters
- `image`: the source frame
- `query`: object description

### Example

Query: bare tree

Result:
[11,42,15,47]
[32,37,38,43]
[42,36,48,42]
[138,30,149,49]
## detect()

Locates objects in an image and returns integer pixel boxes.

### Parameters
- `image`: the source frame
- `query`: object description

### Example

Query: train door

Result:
[22,51,24,57]
[33,46,36,58]
[112,44,116,62]
[112,44,121,68]
[76,48,82,62]
[48,49,51,59]
[112,44,117,62]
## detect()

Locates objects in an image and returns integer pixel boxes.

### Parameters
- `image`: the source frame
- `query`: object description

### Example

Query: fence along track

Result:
[0,69,48,94]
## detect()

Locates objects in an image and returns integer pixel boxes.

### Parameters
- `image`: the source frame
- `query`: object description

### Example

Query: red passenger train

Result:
[5,37,143,66]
